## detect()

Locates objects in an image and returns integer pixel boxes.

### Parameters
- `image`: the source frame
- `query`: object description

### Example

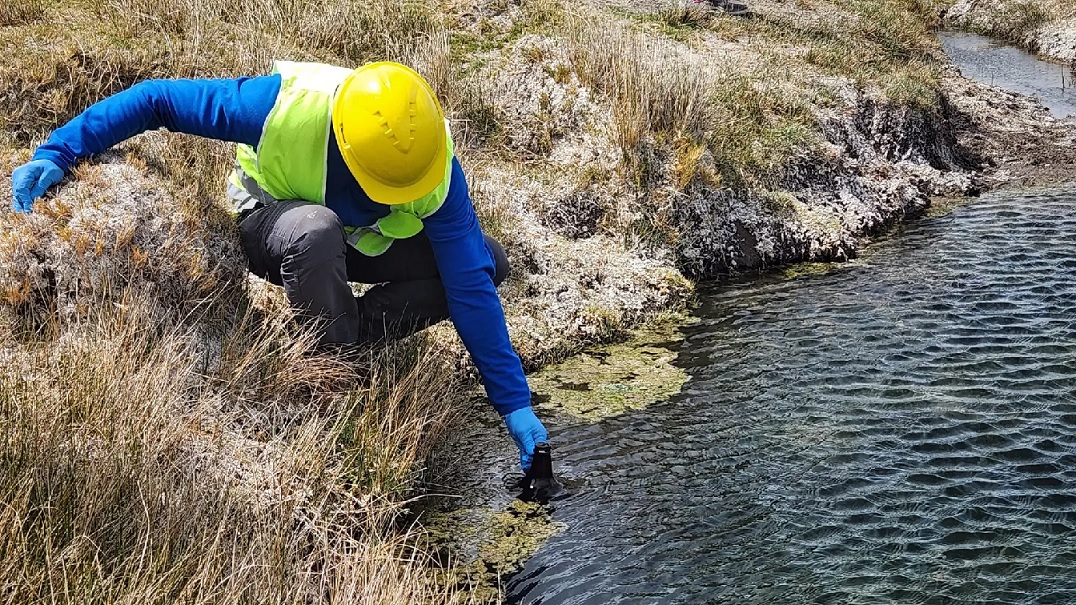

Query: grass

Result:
[559,0,948,195]
[0,143,481,601]
[0,290,469,604]
[0,0,45,26]
[0,0,490,601]
[485,0,954,255]
[562,11,716,188]
[947,0,1054,46]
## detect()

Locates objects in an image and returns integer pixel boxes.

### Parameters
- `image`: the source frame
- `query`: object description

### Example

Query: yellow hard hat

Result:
[332,62,447,205]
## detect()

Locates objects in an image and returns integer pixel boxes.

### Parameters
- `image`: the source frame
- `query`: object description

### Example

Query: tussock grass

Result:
[510,0,952,252]
[563,6,817,189]
[95,0,441,65]
[441,70,508,153]
[0,290,468,604]
[566,17,712,146]
[0,0,45,26]
[711,0,946,105]
[562,10,715,190]
[561,0,947,189]
[948,0,1056,45]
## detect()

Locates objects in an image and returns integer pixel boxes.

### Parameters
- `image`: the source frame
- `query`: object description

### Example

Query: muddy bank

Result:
[939,1,1076,189]
[939,69,1076,189]
[668,88,977,278]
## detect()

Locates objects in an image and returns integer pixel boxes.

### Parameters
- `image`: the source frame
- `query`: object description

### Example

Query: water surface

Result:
[508,190,1076,604]
[939,31,1076,118]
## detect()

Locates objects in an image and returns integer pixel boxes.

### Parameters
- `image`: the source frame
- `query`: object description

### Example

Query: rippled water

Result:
[939,31,1076,119]
[507,190,1076,604]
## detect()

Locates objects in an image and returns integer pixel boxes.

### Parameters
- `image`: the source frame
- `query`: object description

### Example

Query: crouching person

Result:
[10,61,548,470]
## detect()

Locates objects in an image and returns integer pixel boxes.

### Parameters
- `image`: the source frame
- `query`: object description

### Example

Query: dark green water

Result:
[507,190,1076,604]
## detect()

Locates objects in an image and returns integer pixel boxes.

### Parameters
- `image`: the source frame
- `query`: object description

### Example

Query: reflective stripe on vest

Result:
[233,60,453,257]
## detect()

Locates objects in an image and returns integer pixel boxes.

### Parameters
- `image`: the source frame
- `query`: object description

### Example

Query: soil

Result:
[941,71,1076,189]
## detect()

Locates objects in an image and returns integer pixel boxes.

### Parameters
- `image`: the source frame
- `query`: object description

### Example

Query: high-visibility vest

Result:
[230,60,453,256]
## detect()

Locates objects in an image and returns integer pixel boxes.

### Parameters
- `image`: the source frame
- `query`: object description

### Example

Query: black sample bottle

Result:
[517,442,567,503]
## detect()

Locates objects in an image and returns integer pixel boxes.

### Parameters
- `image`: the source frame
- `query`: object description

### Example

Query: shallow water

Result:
[939,31,1076,119]
[506,190,1076,604]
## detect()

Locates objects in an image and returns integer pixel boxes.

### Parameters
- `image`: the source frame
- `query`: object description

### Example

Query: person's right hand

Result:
[503,406,549,472]
[11,159,64,213]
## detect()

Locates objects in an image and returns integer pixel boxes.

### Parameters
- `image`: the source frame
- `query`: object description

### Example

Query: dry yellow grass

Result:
[0,154,476,603]
[500,0,948,250]
[0,284,475,604]
[553,0,948,190]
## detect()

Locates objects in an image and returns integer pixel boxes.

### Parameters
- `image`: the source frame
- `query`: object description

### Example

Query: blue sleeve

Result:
[33,75,282,173]
[424,158,531,417]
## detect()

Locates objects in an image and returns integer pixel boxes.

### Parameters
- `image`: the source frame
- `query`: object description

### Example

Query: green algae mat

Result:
[527,328,691,422]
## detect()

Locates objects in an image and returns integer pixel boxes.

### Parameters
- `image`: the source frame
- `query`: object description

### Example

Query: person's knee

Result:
[286,205,345,261]
[484,235,510,286]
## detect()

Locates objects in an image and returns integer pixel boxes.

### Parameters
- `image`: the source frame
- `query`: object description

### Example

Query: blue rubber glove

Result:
[11,159,64,213]
[503,406,548,471]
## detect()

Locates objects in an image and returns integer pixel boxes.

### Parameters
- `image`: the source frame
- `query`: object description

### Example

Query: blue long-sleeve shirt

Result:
[34,74,531,416]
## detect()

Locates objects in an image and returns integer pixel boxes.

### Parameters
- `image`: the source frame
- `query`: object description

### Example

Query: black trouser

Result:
[236,200,509,346]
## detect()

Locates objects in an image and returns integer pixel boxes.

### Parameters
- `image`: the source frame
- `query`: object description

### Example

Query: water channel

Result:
[506,188,1076,604]
[938,31,1076,119]
[436,32,1076,605]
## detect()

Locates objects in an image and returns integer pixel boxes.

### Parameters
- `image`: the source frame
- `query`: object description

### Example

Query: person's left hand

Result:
[503,406,548,471]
